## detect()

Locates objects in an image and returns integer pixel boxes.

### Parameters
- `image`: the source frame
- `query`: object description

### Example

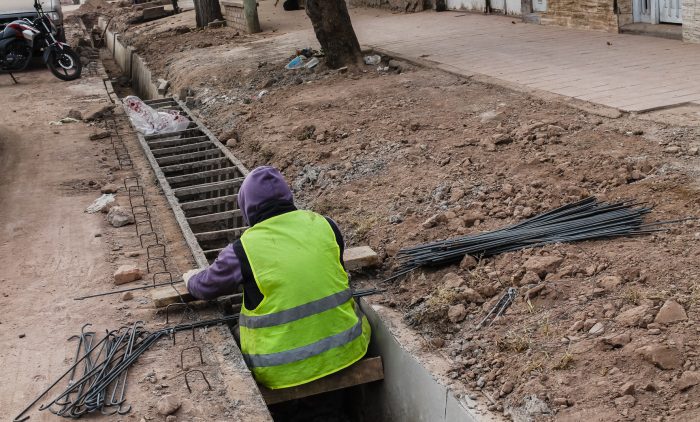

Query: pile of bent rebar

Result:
[394,197,671,275]
[14,316,238,422]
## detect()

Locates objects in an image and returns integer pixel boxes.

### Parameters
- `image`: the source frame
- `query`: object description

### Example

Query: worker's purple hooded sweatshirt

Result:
[186,166,297,300]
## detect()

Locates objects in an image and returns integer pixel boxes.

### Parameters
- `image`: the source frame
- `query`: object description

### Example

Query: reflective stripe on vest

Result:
[239,288,352,329]
[242,304,365,368]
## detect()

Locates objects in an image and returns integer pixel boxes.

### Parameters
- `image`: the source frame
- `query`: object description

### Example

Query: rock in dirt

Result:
[635,345,683,370]
[84,103,115,122]
[114,265,144,285]
[501,381,514,395]
[654,300,687,324]
[459,254,478,270]
[462,211,485,227]
[100,184,118,194]
[615,305,650,327]
[600,332,631,349]
[614,394,636,408]
[89,131,111,141]
[620,382,635,396]
[597,275,623,290]
[552,397,569,407]
[422,213,448,229]
[676,371,700,391]
[583,319,598,331]
[523,256,563,278]
[525,284,545,300]
[588,322,605,336]
[442,272,466,289]
[124,251,141,258]
[447,304,467,323]
[107,206,134,227]
[67,109,83,121]
[165,416,177,422]
[479,110,506,124]
[569,320,584,332]
[518,271,541,286]
[461,287,484,303]
[121,291,134,301]
[156,395,181,416]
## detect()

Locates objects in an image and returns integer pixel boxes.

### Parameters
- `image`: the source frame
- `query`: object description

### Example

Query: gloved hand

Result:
[182,269,202,291]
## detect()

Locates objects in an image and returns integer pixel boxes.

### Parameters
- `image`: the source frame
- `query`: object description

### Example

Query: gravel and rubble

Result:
[83,7,700,421]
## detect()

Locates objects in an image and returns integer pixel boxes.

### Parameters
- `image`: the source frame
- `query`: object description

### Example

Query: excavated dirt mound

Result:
[109,10,700,421]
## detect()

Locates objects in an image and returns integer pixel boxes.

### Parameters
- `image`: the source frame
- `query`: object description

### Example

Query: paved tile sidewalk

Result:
[350,11,700,112]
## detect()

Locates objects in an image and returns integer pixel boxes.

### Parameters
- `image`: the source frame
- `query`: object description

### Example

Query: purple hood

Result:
[238,166,294,226]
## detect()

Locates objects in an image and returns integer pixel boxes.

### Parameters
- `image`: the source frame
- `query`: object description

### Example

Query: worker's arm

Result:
[184,244,243,300]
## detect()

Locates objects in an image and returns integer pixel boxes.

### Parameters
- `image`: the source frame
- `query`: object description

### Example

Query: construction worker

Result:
[183,166,371,389]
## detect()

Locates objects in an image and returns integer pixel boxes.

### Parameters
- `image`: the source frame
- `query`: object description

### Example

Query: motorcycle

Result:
[0,0,81,82]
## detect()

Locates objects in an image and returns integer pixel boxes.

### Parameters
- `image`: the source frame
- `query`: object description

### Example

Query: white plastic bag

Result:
[86,194,115,214]
[364,55,381,65]
[122,96,190,135]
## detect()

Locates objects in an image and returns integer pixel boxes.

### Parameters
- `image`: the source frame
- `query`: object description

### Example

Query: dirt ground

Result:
[90,5,700,420]
[0,43,268,422]
[1,1,687,420]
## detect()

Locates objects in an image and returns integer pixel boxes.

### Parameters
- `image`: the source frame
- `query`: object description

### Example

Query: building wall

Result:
[220,0,248,33]
[348,0,431,12]
[684,0,700,42]
[540,0,618,31]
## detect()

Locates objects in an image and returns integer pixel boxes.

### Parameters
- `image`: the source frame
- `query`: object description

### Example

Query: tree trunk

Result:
[243,0,261,33]
[305,0,362,69]
[193,0,223,28]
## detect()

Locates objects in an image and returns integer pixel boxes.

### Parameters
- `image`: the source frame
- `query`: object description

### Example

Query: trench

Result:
[96,17,485,422]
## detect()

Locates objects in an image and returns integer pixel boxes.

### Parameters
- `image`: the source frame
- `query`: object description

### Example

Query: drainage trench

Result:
[134,97,249,268]
[100,20,488,422]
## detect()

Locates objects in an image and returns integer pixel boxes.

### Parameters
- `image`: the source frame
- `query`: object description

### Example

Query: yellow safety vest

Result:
[239,210,371,389]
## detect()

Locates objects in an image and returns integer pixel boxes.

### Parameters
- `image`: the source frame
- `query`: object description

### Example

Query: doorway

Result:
[634,0,682,24]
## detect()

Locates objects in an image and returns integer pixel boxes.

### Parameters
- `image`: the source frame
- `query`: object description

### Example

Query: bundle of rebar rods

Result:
[14,316,238,422]
[394,197,672,274]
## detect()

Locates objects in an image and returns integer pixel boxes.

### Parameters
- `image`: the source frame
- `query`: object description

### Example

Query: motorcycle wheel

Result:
[46,47,82,81]
[3,41,32,71]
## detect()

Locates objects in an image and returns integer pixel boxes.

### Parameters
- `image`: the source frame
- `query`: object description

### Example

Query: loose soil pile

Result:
[100,9,700,421]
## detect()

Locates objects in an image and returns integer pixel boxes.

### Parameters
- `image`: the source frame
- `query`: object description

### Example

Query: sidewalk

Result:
[349,11,700,113]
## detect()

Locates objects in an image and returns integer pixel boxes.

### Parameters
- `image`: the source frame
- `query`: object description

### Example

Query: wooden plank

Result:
[173,178,243,197]
[194,227,247,242]
[180,195,236,211]
[259,357,384,405]
[155,149,223,165]
[150,283,243,308]
[143,125,199,140]
[166,167,241,184]
[160,157,230,173]
[151,246,379,307]
[151,283,195,308]
[151,141,215,157]
[148,135,207,149]
[187,209,242,225]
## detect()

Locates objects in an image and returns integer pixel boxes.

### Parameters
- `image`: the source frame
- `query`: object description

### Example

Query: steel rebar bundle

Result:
[395,197,674,274]
[13,316,239,422]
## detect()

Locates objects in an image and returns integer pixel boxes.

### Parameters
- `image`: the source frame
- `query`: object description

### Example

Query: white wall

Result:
[446,0,522,15]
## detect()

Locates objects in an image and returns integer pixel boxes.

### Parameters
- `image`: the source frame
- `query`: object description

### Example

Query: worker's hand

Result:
[182,269,201,291]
